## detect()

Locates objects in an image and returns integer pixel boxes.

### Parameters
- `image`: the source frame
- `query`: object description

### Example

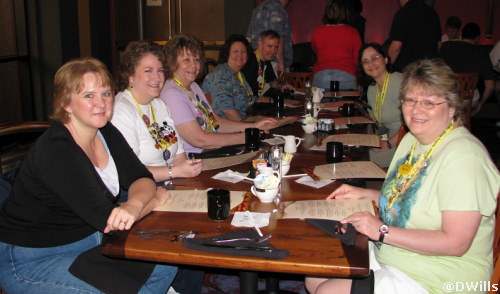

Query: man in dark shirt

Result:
[439,22,494,114]
[242,30,280,97]
[388,0,441,72]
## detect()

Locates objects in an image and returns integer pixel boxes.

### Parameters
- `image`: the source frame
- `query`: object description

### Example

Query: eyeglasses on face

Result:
[361,55,383,65]
[401,98,448,109]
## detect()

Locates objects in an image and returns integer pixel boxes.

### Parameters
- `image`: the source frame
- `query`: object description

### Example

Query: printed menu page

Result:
[279,198,375,220]
[154,190,245,212]
[313,161,386,180]
[202,150,261,171]
[322,134,381,147]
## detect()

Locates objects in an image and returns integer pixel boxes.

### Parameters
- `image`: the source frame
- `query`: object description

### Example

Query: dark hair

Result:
[322,0,351,25]
[218,34,252,64]
[116,41,166,92]
[259,29,281,41]
[461,22,480,40]
[401,59,464,125]
[356,43,391,86]
[163,34,205,79]
[51,57,113,123]
[445,16,461,29]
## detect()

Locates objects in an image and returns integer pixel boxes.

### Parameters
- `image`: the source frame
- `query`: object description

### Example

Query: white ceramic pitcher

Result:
[283,135,302,153]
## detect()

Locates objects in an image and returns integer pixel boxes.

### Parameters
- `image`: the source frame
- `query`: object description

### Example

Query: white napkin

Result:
[212,169,249,183]
[262,137,285,145]
[295,175,334,188]
[231,211,270,228]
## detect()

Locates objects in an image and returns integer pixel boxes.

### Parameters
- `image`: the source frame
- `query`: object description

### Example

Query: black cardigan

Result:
[0,121,153,247]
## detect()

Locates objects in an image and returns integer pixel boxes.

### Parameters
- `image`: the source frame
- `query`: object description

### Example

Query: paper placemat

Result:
[154,190,246,212]
[334,116,375,127]
[244,115,300,128]
[321,134,381,147]
[202,150,261,171]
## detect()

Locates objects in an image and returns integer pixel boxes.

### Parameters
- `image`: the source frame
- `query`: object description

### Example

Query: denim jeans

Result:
[0,232,177,294]
[312,69,357,91]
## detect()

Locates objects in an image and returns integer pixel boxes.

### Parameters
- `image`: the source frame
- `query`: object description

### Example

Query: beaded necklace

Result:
[374,73,390,125]
[386,122,455,210]
[255,50,266,96]
[172,78,219,133]
[128,89,178,159]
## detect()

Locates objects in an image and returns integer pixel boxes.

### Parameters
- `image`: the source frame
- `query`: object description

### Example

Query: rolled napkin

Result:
[182,229,288,260]
[306,219,356,246]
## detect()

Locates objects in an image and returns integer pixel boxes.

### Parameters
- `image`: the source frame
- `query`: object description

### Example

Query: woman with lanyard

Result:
[111,41,205,294]
[202,34,255,121]
[358,43,404,168]
[111,41,202,185]
[306,59,500,294]
[160,34,275,154]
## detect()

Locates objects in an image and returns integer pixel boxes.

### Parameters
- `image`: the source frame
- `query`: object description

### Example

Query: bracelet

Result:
[168,165,173,184]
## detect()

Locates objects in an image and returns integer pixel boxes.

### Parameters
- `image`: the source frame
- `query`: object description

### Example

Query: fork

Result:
[212,234,272,243]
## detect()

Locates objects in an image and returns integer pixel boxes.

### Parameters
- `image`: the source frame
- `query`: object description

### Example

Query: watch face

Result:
[379,224,389,234]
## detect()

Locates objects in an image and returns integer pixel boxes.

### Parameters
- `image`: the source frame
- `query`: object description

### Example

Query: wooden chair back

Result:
[395,125,408,148]
[489,193,500,294]
[0,122,50,174]
[456,72,478,131]
[279,71,314,88]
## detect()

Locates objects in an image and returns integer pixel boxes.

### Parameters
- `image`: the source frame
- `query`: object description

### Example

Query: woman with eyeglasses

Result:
[306,59,499,294]
[358,42,404,167]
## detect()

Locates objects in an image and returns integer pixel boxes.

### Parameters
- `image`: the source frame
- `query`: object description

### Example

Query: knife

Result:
[201,243,273,252]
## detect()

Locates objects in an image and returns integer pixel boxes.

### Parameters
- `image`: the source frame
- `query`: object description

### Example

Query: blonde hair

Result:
[401,59,464,125]
[50,57,113,123]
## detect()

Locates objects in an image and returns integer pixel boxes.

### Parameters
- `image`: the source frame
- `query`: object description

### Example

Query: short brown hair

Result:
[323,0,351,25]
[116,41,167,92]
[401,59,464,125]
[51,57,113,123]
[163,34,204,79]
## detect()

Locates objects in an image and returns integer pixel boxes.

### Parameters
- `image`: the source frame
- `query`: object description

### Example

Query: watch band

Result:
[378,224,389,243]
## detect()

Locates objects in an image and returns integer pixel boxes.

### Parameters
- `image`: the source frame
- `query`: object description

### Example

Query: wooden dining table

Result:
[101,95,376,293]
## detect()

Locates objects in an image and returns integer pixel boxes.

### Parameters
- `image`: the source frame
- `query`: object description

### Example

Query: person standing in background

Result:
[246,0,293,72]
[388,0,441,72]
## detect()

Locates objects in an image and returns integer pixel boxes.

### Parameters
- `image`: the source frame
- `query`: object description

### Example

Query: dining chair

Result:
[489,193,500,294]
[395,125,409,148]
[278,71,314,88]
[455,72,478,131]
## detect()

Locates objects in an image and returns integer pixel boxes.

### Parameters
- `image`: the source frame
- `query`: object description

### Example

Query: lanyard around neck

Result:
[374,73,390,124]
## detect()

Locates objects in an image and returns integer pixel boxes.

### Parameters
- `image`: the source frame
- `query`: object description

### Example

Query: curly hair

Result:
[51,57,113,123]
[401,58,464,125]
[115,41,167,92]
[163,34,204,79]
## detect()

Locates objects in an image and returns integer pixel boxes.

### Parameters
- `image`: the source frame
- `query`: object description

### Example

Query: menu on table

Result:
[313,161,386,180]
[202,150,261,171]
[317,101,354,110]
[279,198,375,220]
[334,116,375,127]
[322,134,381,147]
[154,190,246,212]
[255,97,301,107]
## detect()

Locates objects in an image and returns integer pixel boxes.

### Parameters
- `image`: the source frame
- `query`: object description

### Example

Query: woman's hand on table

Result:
[174,157,203,178]
[327,184,381,205]
[341,212,382,240]
[253,118,277,132]
[104,202,142,233]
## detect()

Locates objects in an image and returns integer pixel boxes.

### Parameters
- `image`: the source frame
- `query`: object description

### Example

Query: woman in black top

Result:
[0,57,177,293]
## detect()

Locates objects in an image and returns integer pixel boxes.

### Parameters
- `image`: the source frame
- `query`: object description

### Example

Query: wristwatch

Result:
[378,224,389,242]
[386,140,392,149]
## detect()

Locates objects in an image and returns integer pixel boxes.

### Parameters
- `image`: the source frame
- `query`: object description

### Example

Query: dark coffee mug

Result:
[326,141,344,163]
[339,103,355,117]
[207,189,230,221]
[275,92,285,109]
[245,128,260,151]
[330,80,340,92]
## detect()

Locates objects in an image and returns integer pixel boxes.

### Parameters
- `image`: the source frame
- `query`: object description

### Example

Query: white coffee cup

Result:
[312,104,321,118]
[281,161,290,176]
[283,135,302,153]
[251,185,279,203]
[302,123,317,133]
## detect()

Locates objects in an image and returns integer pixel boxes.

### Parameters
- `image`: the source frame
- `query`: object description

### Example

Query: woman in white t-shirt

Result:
[111,41,202,184]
